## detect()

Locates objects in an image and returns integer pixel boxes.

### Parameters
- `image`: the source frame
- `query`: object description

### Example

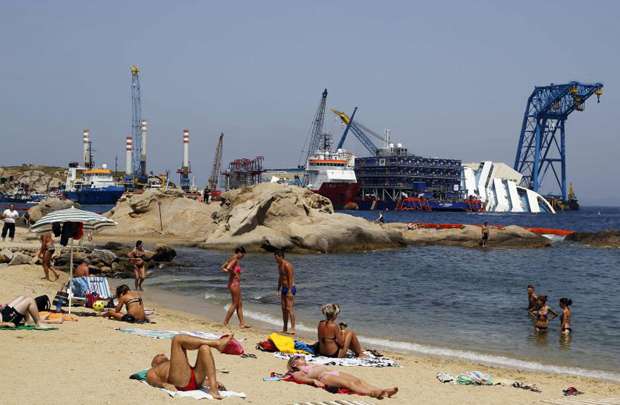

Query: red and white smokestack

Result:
[183,129,190,168]
[82,129,90,167]
[125,136,133,175]
[140,120,148,164]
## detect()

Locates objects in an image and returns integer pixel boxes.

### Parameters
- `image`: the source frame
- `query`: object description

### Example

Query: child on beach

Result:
[559,297,573,335]
[287,355,398,399]
[222,246,250,328]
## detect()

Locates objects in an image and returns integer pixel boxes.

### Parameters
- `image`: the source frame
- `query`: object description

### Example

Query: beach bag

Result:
[85,292,100,308]
[52,291,69,308]
[221,336,245,355]
[35,295,50,312]
[256,340,277,352]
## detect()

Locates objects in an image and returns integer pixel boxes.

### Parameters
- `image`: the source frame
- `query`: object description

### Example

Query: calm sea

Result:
[141,207,620,381]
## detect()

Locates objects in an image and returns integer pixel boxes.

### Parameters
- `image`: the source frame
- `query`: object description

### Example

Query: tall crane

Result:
[208,133,224,190]
[333,108,387,156]
[514,81,603,201]
[300,89,329,165]
[130,65,145,179]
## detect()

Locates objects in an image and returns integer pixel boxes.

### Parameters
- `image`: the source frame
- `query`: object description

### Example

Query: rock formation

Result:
[28,198,77,223]
[565,230,620,248]
[0,165,65,195]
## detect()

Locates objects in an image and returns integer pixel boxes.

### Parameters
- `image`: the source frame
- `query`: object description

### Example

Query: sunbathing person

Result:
[317,303,364,358]
[0,296,60,329]
[102,284,147,323]
[287,355,398,399]
[146,334,232,398]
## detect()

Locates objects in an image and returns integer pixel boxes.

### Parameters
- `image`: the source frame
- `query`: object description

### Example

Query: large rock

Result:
[8,252,33,266]
[204,183,404,253]
[0,249,14,264]
[151,244,177,262]
[102,189,218,240]
[28,198,77,223]
[565,230,620,248]
[0,165,65,195]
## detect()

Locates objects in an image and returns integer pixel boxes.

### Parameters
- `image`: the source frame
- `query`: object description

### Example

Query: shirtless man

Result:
[275,250,296,335]
[146,334,232,398]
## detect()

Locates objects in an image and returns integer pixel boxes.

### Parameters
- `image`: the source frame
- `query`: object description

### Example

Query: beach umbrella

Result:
[30,207,117,314]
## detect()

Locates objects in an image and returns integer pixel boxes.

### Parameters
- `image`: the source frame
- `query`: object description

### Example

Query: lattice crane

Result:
[130,65,145,179]
[333,108,387,156]
[301,89,329,164]
[209,133,224,190]
[514,81,603,201]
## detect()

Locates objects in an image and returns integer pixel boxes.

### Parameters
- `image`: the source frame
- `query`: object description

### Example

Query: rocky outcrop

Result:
[0,244,176,277]
[0,165,65,195]
[102,189,218,239]
[28,198,77,223]
[565,230,620,248]
[386,223,551,248]
[204,183,404,253]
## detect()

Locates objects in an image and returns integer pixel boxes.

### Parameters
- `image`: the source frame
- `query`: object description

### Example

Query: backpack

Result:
[34,295,50,312]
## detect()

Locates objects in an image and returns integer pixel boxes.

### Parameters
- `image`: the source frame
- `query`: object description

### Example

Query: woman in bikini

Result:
[317,303,364,358]
[102,284,147,323]
[0,296,60,329]
[287,355,398,399]
[531,295,558,333]
[38,232,60,281]
[222,246,250,328]
[128,240,147,291]
[559,297,572,335]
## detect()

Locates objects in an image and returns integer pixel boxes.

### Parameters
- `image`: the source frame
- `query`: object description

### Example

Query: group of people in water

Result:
[527,284,572,335]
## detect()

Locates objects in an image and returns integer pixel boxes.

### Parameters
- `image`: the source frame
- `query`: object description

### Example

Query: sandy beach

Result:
[1,230,619,405]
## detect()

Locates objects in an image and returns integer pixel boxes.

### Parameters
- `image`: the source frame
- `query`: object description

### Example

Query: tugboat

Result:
[63,163,125,205]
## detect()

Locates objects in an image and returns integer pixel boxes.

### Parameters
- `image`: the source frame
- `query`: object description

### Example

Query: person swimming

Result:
[527,284,539,312]
[287,355,398,399]
[559,297,573,335]
[531,295,558,333]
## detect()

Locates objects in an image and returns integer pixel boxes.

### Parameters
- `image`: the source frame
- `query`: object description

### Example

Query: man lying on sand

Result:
[0,296,61,329]
[146,334,233,399]
[287,355,398,399]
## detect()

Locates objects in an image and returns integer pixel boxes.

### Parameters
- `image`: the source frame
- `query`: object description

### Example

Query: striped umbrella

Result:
[29,206,117,314]
[30,206,116,233]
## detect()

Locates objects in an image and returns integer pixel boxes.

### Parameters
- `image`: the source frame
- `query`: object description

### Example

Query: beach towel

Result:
[269,333,307,354]
[456,371,493,385]
[0,325,58,331]
[130,369,246,400]
[117,327,230,341]
[273,352,399,368]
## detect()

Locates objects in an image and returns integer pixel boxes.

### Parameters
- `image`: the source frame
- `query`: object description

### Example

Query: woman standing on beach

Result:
[531,295,558,333]
[559,298,572,335]
[222,246,250,328]
[128,240,147,291]
[38,232,59,281]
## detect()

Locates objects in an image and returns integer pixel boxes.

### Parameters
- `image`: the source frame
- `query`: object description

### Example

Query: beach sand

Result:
[1,232,620,404]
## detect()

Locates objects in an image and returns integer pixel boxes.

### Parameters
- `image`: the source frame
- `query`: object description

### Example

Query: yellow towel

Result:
[268,333,305,354]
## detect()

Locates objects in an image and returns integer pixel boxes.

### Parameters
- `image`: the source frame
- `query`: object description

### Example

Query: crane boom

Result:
[301,89,328,164]
[209,133,224,190]
[130,65,144,179]
[333,109,379,156]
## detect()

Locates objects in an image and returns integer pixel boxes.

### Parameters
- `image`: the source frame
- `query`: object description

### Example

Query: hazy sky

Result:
[1,1,618,205]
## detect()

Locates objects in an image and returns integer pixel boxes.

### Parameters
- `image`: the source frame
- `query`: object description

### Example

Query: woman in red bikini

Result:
[287,355,398,399]
[222,246,250,328]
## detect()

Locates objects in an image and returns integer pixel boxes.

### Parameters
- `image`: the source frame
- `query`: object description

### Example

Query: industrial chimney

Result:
[125,136,133,175]
[83,129,91,168]
[183,129,190,168]
[140,120,148,175]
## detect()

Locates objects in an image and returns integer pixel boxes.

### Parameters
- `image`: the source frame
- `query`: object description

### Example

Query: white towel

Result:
[141,381,246,400]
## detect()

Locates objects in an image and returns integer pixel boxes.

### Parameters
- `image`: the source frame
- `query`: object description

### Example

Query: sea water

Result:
[143,207,620,380]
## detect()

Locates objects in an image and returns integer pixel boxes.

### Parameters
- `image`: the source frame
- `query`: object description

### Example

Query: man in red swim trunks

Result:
[146,334,232,398]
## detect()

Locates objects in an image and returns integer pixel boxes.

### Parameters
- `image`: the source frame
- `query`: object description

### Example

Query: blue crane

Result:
[301,89,329,166]
[333,108,386,156]
[514,81,603,201]
[130,65,145,179]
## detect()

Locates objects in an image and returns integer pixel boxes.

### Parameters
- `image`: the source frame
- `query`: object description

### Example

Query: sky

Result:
[1,1,618,205]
